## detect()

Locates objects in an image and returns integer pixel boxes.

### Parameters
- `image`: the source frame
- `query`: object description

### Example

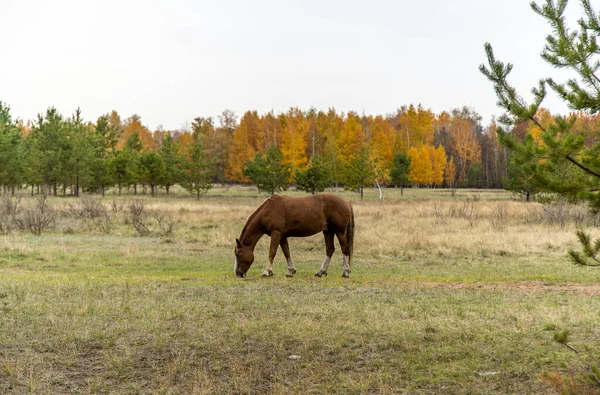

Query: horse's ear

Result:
[236,239,242,248]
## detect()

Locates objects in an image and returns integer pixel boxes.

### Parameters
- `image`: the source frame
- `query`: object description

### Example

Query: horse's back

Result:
[274,193,351,234]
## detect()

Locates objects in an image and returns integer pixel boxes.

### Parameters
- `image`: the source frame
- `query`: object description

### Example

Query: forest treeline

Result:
[1,101,599,197]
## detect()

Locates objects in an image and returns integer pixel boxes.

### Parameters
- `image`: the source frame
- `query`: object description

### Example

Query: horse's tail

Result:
[346,203,354,260]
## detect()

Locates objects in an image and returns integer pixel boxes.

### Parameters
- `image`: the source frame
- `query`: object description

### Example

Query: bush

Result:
[18,196,55,236]
[0,196,21,234]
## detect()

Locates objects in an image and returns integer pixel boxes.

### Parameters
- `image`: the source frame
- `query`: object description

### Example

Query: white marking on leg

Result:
[318,256,331,274]
[286,258,295,271]
[343,255,351,277]
[286,258,296,277]
[262,259,274,276]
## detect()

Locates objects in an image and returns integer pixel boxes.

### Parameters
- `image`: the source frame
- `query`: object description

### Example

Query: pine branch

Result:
[568,230,600,266]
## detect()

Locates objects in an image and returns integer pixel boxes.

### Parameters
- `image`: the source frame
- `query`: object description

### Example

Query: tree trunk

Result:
[401,185,404,196]
[166,185,170,195]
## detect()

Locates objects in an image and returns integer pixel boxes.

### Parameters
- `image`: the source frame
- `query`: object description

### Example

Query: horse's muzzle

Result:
[236,271,246,278]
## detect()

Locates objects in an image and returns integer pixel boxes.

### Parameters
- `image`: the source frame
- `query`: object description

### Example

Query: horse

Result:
[234,193,354,278]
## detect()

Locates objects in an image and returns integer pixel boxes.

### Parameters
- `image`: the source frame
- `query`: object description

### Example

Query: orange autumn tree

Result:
[431,145,447,186]
[444,156,457,187]
[449,117,481,185]
[408,145,433,186]
[226,111,264,183]
[396,104,435,152]
[337,112,364,165]
[369,115,395,183]
[280,108,309,172]
[117,115,156,151]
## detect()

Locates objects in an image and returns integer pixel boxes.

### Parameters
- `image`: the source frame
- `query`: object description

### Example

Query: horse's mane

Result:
[239,196,275,242]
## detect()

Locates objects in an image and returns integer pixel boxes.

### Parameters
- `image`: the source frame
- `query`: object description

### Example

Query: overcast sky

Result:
[0,0,577,130]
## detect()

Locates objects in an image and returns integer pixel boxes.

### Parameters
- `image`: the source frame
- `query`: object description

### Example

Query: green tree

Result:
[390,153,412,195]
[344,146,376,200]
[159,133,184,194]
[295,155,330,194]
[244,145,291,195]
[467,162,484,188]
[66,108,93,197]
[87,114,119,196]
[29,108,68,196]
[501,136,540,201]
[138,150,165,196]
[480,0,600,210]
[109,149,136,196]
[0,102,24,195]
[481,0,600,288]
[182,137,214,199]
[125,133,142,194]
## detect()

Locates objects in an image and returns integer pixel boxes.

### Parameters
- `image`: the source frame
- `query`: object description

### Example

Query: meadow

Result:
[1,187,600,394]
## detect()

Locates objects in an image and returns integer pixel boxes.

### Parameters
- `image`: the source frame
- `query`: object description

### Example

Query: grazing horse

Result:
[234,193,354,278]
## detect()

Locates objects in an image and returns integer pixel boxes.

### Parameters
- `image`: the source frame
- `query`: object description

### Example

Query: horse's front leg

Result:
[315,231,335,277]
[280,238,296,277]
[262,231,281,277]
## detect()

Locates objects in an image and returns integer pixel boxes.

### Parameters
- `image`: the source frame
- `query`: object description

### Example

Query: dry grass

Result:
[1,188,600,393]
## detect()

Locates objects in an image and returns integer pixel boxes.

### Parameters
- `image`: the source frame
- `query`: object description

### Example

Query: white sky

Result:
[0,0,576,130]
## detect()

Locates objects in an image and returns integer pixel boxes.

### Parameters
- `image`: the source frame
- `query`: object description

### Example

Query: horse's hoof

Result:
[262,270,273,277]
[314,271,327,278]
[341,273,350,278]
[285,269,296,278]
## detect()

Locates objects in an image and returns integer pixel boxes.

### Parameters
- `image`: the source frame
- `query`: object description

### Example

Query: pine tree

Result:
[295,155,330,194]
[182,137,214,199]
[0,102,24,195]
[159,133,184,194]
[244,146,291,195]
[390,153,412,195]
[480,0,600,209]
[480,0,600,277]
[344,146,375,200]
[138,150,165,196]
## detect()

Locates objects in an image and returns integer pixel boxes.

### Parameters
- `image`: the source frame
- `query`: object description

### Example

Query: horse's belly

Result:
[285,228,321,238]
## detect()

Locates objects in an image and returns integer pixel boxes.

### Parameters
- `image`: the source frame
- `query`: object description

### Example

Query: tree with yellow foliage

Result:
[449,117,481,185]
[408,146,433,186]
[337,112,363,165]
[226,111,263,183]
[444,156,457,187]
[431,146,447,186]
[280,108,309,172]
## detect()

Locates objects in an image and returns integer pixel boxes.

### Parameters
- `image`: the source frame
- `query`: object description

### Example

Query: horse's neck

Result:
[240,216,263,249]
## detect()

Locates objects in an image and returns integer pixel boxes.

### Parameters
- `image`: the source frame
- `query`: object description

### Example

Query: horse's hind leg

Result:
[315,231,335,277]
[336,232,351,278]
[280,238,296,277]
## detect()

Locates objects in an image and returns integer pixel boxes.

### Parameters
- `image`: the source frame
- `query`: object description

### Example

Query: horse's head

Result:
[234,239,254,278]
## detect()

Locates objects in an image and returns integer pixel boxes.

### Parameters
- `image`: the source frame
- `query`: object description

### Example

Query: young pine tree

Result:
[295,155,330,194]
[244,146,291,195]
[182,137,214,200]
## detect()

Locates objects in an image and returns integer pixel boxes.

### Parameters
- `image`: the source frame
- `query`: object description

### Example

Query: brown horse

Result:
[234,193,354,278]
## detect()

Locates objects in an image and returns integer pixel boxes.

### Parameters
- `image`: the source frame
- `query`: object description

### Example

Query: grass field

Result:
[1,187,600,394]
